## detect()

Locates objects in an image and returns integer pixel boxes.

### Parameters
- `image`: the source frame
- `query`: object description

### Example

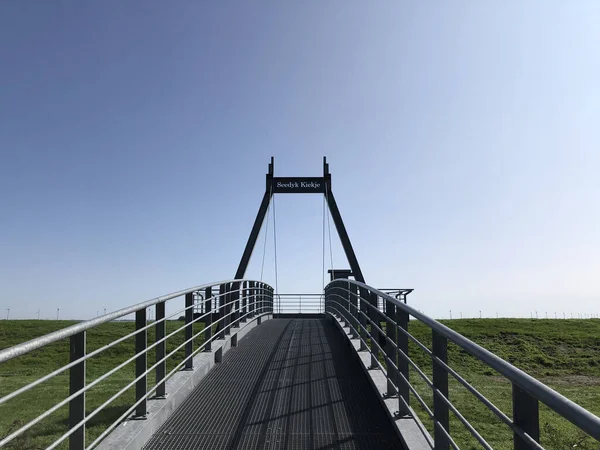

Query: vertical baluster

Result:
[155,302,166,398]
[512,384,539,449]
[256,283,263,325]
[385,300,397,397]
[397,308,410,416]
[135,309,147,417]
[234,282,240,326]
[370,292,379,368]
[224,283,231,336]
[184,293,194,370]
[260,283,264,315]
[249,281,255,318]
[359,287,368,351]
[349,284,358,338]
[69,331,86,450]
[432,330,449,449]
[217,284,225,339]
[241,281,247,320]
[346,281,351,327]
[204,287,212,352]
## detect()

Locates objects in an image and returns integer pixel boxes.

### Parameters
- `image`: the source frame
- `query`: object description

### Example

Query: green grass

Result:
[384,319,600,449]
[1,318,600,449]
[0,319,212,449]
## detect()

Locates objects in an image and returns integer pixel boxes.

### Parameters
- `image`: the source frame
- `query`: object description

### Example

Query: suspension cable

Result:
[272,194,279,296]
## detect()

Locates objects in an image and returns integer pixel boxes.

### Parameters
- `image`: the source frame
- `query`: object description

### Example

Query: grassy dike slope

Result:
[406,318,600,449]
[0,319,208,449]
[1,319,599,449]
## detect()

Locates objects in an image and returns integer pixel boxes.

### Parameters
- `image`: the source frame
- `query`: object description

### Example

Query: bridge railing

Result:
[325,279,600,450]
[0,279,274,450]
[273,293,324,314]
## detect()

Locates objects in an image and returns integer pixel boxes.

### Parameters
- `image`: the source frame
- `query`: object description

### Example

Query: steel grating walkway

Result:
[143,318,403,450]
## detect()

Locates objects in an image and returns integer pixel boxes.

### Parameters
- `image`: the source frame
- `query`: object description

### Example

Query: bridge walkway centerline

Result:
[143,318,403,450]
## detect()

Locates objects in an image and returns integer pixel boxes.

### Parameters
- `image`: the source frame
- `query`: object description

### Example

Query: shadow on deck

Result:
[143,318,403,450]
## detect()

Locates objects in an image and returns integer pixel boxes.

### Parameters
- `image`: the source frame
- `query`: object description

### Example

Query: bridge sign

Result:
[273,177,325,193]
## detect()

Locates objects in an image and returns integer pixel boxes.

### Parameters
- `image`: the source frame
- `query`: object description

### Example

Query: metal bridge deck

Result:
[143,318,402,450]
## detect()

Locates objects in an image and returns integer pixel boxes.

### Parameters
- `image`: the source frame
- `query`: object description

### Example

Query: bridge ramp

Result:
[143,318,403,450]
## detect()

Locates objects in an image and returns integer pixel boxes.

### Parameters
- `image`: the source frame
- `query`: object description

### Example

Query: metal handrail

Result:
[0,288,254,407]
[329,287,543,448]
[326,289,545,450]
[48,300,271,450]
[273,293,324,314]
[0,279,274,450]
[0,279,248,364]
[324,279,600,448]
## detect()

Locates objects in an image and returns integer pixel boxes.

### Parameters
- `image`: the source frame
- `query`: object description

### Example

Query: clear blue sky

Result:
[1,2,599,320]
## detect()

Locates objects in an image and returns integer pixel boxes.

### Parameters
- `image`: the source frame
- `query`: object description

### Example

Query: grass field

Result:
[403,318,600,449]
[1,318,599,449]
[0,319,211,450]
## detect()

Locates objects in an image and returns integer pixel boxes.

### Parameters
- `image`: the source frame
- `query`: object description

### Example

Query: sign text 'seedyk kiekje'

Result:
[275,181,321,189]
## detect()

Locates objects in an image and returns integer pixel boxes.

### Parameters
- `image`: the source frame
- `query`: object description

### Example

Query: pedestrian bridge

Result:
[1,159,599,449]
[142,317,403,450]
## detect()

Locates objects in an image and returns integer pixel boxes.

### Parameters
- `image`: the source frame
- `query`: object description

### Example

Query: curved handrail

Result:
[0,278,274,449]
[324,279,600,442]
[0,278,263,363]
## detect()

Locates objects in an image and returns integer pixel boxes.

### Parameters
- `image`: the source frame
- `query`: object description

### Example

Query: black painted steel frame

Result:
[234,157,366,284]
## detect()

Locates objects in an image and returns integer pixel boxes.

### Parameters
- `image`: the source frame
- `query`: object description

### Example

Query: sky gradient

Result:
[1,2,599,320]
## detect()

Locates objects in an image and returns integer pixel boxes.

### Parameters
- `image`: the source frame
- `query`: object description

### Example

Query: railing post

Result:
[204,287,212,351]
[155,302,166,398]
[259,284,264,315]
[217,284,225,339]
[512,384,540,449]
[256,283,263,324]
[256,282,260,317]
[241,282,247,320]
[135,308,147,418]
[432,330,449,450]
[69,331,86,450]
[248,282,255,318]
[184,292,194,370]
[370,293,380,369]
[350,284,358,338]
[385,300,397,397]
[269,286,274,315]
[233,282,240,327]
[265,285,269,315]
[248,282,253,317]
[397,308,410,416]
[264,285,268,316]
[359,287,368,351]
[224,284,231,336]
[345,281,351,327]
